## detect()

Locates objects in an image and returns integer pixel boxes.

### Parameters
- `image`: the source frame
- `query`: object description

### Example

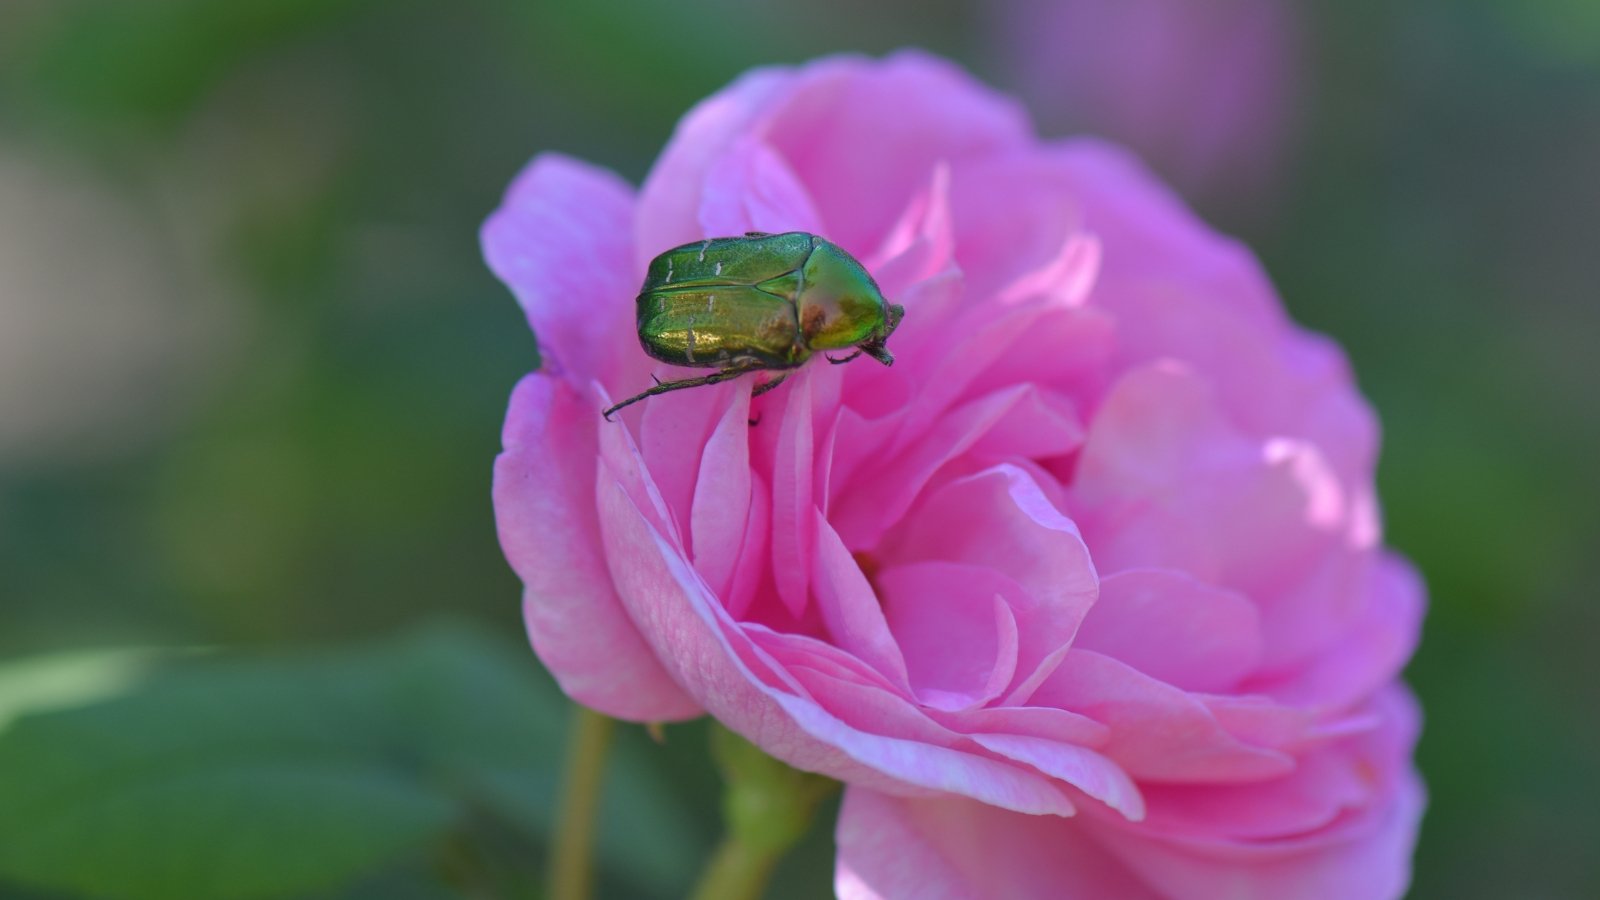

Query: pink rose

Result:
[485,52,1423,899]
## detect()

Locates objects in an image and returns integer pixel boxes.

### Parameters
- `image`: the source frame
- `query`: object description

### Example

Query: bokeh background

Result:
[2,1,1596,897]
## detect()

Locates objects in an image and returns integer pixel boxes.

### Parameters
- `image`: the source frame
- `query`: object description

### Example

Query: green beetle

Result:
[602,231,905,419]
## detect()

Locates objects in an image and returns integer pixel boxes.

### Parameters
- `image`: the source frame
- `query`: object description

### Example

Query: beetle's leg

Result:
[826,350,863,365]
[864,343,895,366]
[750,372,790,398]
[602,363,764,420]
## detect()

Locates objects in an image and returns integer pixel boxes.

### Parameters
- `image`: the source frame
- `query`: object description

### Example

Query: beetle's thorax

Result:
[795,239,889,352]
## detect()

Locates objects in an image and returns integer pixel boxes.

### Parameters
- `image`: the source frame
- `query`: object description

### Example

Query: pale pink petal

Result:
[598,453,1079,814]
[1050,139,1283,324]
[640,378,740,544]
[1198,694,1320,752]
[1074,568,1263,693]
[1055,138,1379,484]
[890,300,1072,444]
[963,384,1085,463]
[878,563,1017,710]
[761,51,1032,256]
[773,690,1080,815]
[698,137,825,236]
[929,704,1109,749]
[831,387,1083,550]
[1031,650,1293,782]
[1111,282,1378,494]
[879,465,1099,656]
[967,304,1116,408]
[481,154,643,390]
[969,733,1145,820]
[1135,743,1378,841]
[723,467,771,620]
[812,509,912,689]
[689,388,754,598]
[821,275,961,507]
[494,374,699,721]
[836,789,1162,900]
[1248,553,1426,711]
[768,370,817,618]
[950,154,1092,302]
[1071,365,1353,620]
[1091,688,1424,900]
[744,625,904,696]
[633,66,794,261]
[783,664,970,749]
[864,163,955,297]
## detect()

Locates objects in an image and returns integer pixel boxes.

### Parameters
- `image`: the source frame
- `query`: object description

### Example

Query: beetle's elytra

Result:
[601,231,905,419]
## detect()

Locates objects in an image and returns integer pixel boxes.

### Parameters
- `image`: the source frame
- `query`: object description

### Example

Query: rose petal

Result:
[641,378,738,544]
[634,66,793,260]
[481,154,643,390]
[761,51,1031,256]
[950,154,1092,302]
[930,703,1109,748]
[969,733,1145,820]
[1248,553,1426,711]
[836,789,1162,900]
[769,370,817,618]
[879,465,1099,669]
[812,508,912,689]
[1032,649,1294,783]
[864,163,956,298]
[832,387,1084,550]
[1091,688,1424,900]
[1072,364,1347,604]
[494,374,699,721]
[878,562,1018,710]
[689,388,754,597]
[1074,568,1263,693]
[598,457,1079,815]
[699,137,825,236]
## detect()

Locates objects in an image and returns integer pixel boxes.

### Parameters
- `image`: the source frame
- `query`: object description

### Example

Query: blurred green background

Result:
[0,1,1596,897]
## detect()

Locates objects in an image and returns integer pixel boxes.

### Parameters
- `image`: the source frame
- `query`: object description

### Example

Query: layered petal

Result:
[837,789,1160,900]
[482,155,644,392]
[493,374,699,720]
[837,690,1422,900]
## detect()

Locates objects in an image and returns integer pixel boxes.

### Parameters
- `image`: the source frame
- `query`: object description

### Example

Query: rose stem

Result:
[689,723,836,900]
[548,705,616,900]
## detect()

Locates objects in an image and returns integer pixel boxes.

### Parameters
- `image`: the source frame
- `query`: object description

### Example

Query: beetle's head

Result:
[881,303,905,340]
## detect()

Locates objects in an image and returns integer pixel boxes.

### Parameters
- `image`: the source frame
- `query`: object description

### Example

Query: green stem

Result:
[548,706,616,900]
[689,834,782,900]
[689,724,836,900]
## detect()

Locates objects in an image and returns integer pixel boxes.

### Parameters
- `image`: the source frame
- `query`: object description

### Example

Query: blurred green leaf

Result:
[0,647,178,733]
[8,0,375,123]
[0,623,705,899]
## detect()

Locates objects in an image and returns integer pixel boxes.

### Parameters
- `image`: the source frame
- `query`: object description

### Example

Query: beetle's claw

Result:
[827,351,863,365]
[650,374,663,386]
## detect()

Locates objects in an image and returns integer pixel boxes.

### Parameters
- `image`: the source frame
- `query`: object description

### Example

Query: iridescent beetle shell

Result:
[602,231,904,419]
